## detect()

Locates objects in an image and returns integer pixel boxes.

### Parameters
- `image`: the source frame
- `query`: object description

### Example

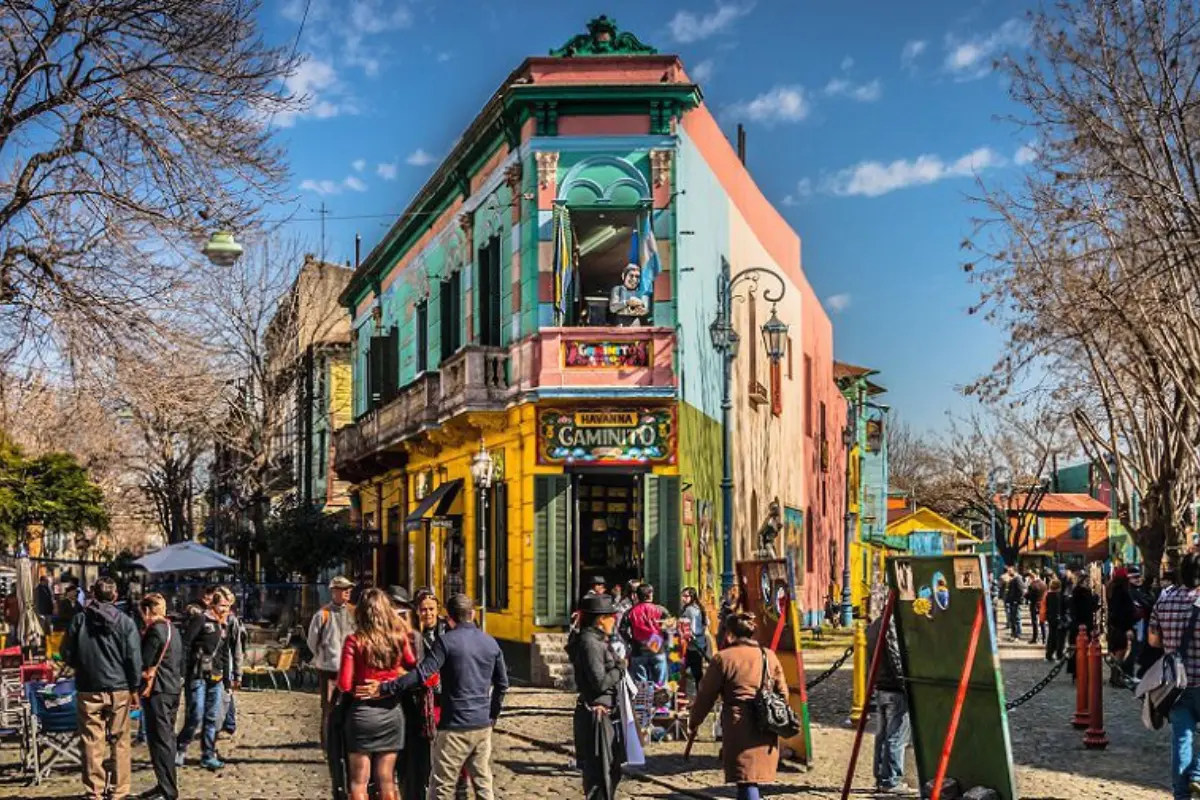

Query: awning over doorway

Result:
[405,479,464,528]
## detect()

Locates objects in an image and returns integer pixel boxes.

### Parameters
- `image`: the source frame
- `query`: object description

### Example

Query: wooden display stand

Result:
[736,558,812,765]
[886,554,1018,800]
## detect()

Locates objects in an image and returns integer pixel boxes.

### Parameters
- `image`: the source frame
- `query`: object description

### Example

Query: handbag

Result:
[140,620,172,699]
[1136,596,1200,730]
[753,647,800,738]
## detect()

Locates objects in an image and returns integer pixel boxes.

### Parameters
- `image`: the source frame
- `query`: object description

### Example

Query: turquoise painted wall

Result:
[674,129,727,423]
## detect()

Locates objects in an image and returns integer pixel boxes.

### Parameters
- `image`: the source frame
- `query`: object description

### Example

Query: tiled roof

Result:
[1003,493,1111,515]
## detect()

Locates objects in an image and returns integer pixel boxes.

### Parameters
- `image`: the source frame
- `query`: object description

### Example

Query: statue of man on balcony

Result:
[608,263,651,326]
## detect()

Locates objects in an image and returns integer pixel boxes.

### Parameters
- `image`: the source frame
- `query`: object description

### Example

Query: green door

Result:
[643,475,681,613]
[534,475,572,626]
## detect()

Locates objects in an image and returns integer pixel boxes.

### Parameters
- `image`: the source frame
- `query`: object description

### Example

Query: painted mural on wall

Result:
[537,407,676,466]
[563,339,651,369]
[783,506,804,599]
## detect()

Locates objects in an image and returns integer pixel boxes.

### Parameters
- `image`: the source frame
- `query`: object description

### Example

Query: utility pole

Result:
[311,202,332,263]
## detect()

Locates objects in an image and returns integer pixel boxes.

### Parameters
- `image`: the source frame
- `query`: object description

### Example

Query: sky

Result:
[261,0,1040,433]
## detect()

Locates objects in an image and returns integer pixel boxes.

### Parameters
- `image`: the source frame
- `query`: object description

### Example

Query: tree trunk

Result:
[1135,520,1167,580]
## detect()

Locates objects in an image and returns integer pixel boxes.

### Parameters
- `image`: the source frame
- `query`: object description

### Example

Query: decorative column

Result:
[505,163,524,382]
[535,152,559,322]
[458,211,474,343]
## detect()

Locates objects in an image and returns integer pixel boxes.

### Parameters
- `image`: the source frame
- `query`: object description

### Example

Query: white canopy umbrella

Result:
[133,541,238,575]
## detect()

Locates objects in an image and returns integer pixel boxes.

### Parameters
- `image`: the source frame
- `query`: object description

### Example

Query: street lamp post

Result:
[988,466,1009,589]
[470,439,495,631]
[709,264,789,598]
[841,413,857,629]
[202,230,244,267]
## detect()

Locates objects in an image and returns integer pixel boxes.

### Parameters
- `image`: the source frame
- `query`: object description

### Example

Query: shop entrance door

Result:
[573,472,645,595]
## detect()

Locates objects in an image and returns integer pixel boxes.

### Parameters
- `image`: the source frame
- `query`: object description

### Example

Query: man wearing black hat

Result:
[567,593,626,800]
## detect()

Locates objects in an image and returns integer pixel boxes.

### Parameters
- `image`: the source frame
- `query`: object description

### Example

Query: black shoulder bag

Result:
[753,647,800,738]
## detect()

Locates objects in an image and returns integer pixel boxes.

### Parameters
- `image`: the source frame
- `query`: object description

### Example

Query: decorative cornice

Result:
[550,15,657,58]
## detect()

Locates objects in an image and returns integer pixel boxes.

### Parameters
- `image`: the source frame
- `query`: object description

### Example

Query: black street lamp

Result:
[470,439,495,631]
[709,263,789,598]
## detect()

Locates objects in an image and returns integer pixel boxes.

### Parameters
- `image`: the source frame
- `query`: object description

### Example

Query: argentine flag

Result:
[636,212,661,297]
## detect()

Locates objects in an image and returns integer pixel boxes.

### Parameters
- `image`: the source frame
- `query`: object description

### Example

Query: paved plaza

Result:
[0,644,1175,798]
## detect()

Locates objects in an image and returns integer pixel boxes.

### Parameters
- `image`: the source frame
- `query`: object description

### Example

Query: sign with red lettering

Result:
[563,339,651,369]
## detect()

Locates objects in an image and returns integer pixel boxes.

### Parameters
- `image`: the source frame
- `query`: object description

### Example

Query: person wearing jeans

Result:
[623,584,670,686]
[867,612,911,795]
[1149,552,1200,800]
[177,589,233,770]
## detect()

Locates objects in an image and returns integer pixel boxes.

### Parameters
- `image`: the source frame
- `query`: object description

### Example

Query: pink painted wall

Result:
[557,114,650,136]
[681,103,847,622]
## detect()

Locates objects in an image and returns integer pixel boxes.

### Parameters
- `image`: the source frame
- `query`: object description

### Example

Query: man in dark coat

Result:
[62,577,143,800]
[568,593,626,800]
[139,592,182,800]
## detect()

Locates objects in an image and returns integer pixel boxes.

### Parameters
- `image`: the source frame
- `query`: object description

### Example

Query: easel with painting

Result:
[736,558,813,765]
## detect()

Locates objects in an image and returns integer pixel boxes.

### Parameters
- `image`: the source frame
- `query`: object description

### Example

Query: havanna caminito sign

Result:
[537,407,676,466]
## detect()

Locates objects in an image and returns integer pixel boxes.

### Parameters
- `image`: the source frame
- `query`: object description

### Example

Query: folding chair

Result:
[0,662,33,778]
[25,678,81,784]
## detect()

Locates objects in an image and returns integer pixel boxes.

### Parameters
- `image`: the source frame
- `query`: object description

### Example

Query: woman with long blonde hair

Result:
[336,588,415,800]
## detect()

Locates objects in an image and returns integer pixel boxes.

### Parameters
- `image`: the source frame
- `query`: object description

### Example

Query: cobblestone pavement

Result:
[0,644,1174,799]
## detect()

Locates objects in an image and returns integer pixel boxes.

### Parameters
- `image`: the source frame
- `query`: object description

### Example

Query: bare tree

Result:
[885,415,939,507]
[924,405,1066,565]
[0,0,300,365]
[191,238,348,549]
[967,0,1200,574]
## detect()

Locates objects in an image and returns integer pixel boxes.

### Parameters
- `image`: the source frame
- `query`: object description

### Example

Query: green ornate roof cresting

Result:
[550,15,658,58]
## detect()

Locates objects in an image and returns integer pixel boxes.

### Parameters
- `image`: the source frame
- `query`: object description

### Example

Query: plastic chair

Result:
[260,648,297,691]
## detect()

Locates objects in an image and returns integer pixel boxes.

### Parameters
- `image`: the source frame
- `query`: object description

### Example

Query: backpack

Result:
[1136,597,1200,729]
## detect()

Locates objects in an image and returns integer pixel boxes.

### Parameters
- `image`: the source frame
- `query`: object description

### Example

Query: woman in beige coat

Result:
[688,612,788,800]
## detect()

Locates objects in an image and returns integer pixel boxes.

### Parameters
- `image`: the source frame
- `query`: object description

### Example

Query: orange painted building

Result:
[1009,493,1111,565]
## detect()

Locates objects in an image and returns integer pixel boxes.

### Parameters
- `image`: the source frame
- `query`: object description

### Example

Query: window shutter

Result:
[534,476,571,626]
[644,476,681,614]
[493,482,509,610]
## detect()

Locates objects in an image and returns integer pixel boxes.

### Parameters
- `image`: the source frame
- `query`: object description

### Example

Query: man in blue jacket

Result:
[62,577,143,800]
[357,593,508,800]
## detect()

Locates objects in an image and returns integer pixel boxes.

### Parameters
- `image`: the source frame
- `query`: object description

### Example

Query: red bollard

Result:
[1072,626,1090,729]
[1084,633,1109,749]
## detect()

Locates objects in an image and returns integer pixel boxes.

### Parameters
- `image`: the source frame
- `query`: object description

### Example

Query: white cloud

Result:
[352,159,366,172]
[299,174,370,195]
[280,0,412,84]
[668,3,753,44]
[727,85,810,125]
[901,39,927,69]
[272,57,358,127]
[826,293,852,313]
[944,19,1031,81]
[376,161,398,180]
[348,0,412,34]
[782,195,797,207]
[796,177,813,197]
[691,58,716,83]
[406,149,435,167]
[300,179,340,196]
[436,52,453,63]
[827,146,1005,198]
[1014,144,1038,165]
[840,56,855,71]
[824,77,882,102]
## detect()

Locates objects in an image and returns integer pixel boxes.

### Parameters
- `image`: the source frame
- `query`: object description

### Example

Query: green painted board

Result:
[886,554,1017,799]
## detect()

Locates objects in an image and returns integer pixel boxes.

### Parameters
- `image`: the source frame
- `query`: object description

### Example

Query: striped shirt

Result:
[1151,586,1200,684]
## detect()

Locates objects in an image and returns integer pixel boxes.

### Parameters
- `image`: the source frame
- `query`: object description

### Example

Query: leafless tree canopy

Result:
[0,0,299,364]
[967,0,1200,571]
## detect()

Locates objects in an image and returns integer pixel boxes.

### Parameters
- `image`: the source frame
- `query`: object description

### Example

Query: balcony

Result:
[439,346,515,418]
[517,327,676,397]
[334,347,514,479]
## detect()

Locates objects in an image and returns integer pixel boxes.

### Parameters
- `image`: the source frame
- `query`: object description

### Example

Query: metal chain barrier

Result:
[1005,649,1073,711]
[806,645,853,691]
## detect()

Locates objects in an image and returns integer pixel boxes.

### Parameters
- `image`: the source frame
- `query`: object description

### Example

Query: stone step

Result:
[530,632,575,690]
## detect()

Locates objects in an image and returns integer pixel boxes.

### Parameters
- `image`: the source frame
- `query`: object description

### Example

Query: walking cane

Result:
[683,726,696,760]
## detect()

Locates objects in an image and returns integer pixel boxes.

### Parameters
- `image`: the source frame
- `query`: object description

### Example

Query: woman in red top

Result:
[337,588,415,800]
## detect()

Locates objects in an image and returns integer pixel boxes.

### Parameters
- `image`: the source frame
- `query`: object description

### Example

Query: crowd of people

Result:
[45,574,510,800]
[566,576,795,800]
